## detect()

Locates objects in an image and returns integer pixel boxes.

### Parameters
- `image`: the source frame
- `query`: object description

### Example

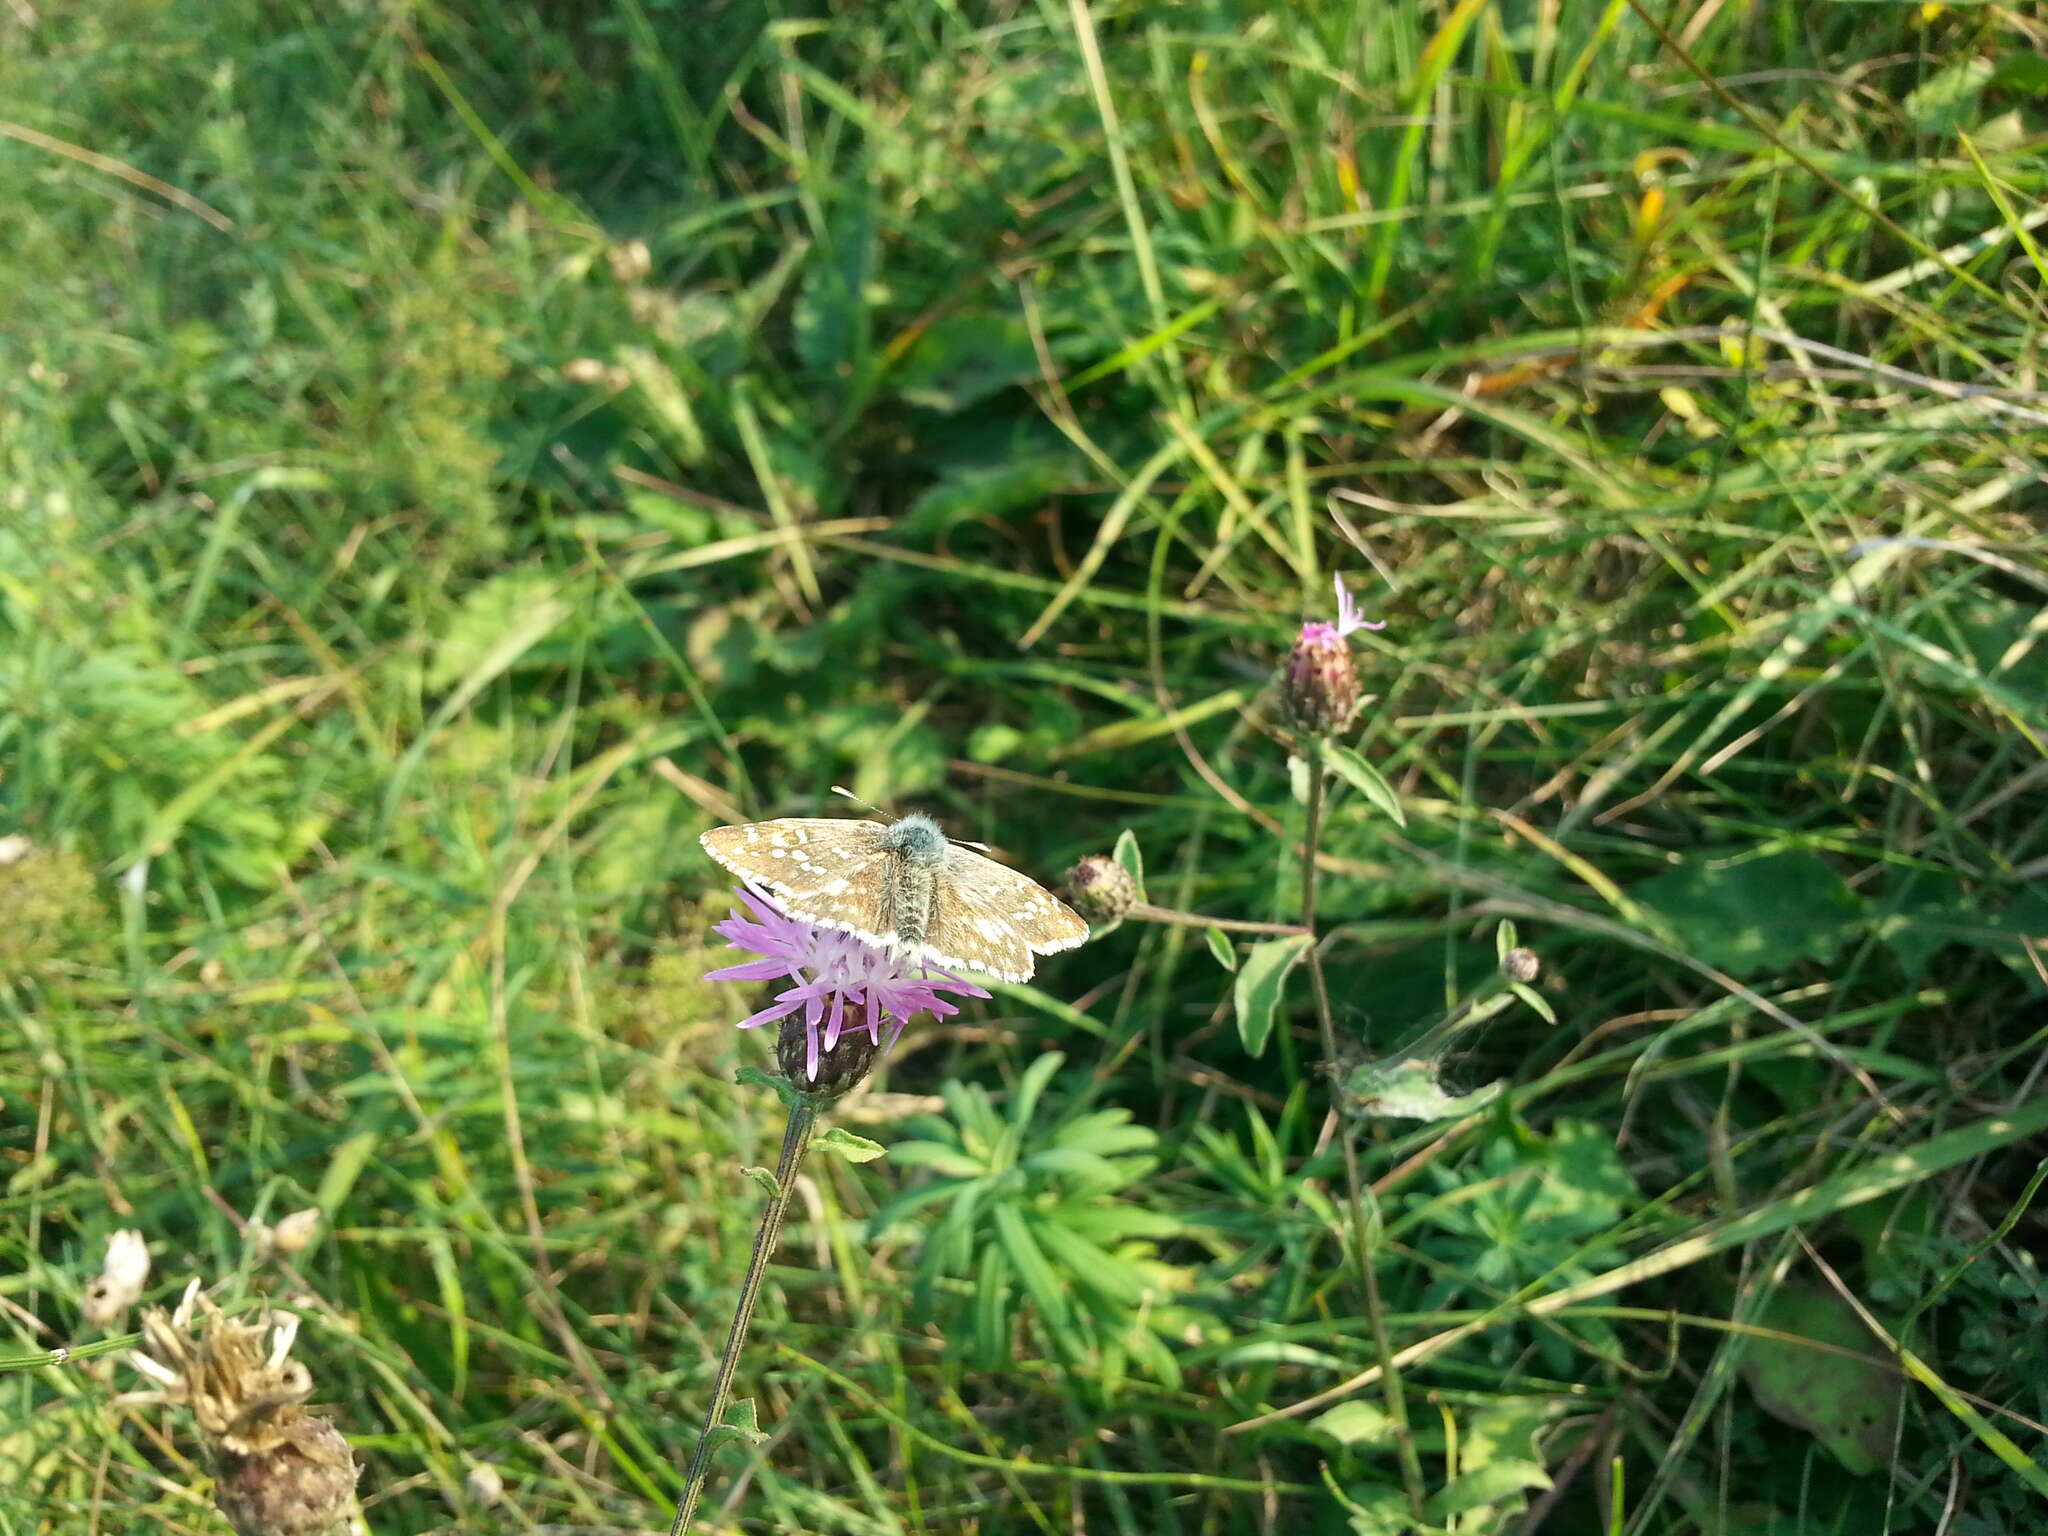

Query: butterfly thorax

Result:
[878,814,947,946]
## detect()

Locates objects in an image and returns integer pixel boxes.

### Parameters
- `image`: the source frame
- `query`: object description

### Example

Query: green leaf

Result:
[1328,1481,1422,1536]
[885,1141,986,1178]
[735,1066,804,1110]
[1422,1459,1551,1521]
[1902,55,1993,133]
[1031,1218,1149,1307]
[426,571,570,693]
[890,310,1041,412]
[1203,926,1237,971]
[741,1165,779,1197]
[1319,740,1406,825]
[1509,981,1556,1024]
[1225,1341,1353,1372]
[698,1396,769,1459]
[725,1397,766,1443]
[972,1240,1011,1371]
[905,455,1072,542]
[792,190,873,378]
[813,1127,886,1164]
[1111,828,1146,901]
[992,1202,1072,1328]
[1628,850,1863,979]
[1010,1049,1066,1129]
[1739,1282,1901,1475]
[1311,1400,1398,1447]
[1462,1397,1564,1471]
[1233,934,1312,1057]
[312,1132,377,1218]
[1338,1057,1500,1121]
[1991,52,2048,96]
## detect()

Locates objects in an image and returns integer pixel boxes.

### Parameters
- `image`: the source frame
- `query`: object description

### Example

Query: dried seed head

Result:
[214,1416,359,1536]
[127,1285,359,1536]
[1281,622,1361,738]
[777,1011,881,1101]
[1501,948,1541,984]
[1061,855,1136,925]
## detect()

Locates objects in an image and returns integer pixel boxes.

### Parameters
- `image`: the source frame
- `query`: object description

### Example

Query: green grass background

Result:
[4,1,2047,1531]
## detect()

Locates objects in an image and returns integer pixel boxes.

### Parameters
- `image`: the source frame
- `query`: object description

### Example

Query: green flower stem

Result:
[1396,970,1516,1064]
[1300,751,1427,1519]
[668,1098,818,1535]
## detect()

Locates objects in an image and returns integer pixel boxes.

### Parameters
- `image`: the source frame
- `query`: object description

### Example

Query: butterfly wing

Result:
[920,845,1090,983]
[699,819,896,948]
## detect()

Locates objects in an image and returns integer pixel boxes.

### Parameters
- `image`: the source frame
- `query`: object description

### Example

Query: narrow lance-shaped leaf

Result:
[1319,740,1405,826]
[1235,934,1312,1057]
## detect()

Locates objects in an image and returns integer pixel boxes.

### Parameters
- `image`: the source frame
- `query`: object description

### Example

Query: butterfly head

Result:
[878,813,948,869]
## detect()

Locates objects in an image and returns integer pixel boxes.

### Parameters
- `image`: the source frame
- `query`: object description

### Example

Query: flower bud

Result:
[1281,621,1361,737]
[1501,948,1540,984]
[271,1209,321,1258]
[81,1229,151,1329]
[1061,855,1136,925]
[465,1462,506,1507]
[777,1012,880,1100]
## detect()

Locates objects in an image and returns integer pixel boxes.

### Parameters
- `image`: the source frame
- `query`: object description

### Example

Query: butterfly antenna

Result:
[830,785,895,822]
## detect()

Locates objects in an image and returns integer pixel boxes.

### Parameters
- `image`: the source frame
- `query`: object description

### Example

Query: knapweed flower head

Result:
[707,885,989,1097]
[1062,854,1137,925]
[1282,573,1384,737]
[126,1281,359,1536]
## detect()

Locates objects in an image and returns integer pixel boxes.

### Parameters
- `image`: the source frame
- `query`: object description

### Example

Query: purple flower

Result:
[1282,575,1384,736]
[706,885,989,1086]
[1331,573,1384,638]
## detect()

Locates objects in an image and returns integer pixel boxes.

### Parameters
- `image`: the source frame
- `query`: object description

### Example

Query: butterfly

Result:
[699,813,1089,983]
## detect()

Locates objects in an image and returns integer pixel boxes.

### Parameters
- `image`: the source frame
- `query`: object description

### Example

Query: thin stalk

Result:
[1127,903,1309,936]
[1301,755,1427,1518]
[668,1100,818,1535]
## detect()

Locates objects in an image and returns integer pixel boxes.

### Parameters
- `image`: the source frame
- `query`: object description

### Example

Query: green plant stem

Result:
[668,1099,818,1535]
[1301,752,1427,1518]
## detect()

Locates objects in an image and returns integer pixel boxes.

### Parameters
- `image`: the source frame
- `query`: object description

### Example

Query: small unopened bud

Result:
[1501,948,1540,984]
[1062,855,1136,925]
[1281,621,1361,737]
[777,1014,880,1101]
[271,1209,321,1258]
[465,1462,506,1507]
[81,1229,151,1329]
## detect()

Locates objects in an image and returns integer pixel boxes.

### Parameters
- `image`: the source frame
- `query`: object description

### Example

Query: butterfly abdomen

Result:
[876,815,944,949]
